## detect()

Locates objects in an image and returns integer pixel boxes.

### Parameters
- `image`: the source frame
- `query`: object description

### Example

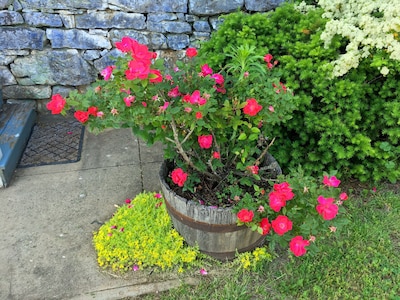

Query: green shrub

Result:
[198,3,400,182]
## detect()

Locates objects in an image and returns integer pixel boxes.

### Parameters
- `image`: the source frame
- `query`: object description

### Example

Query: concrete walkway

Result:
[0,128,196,299]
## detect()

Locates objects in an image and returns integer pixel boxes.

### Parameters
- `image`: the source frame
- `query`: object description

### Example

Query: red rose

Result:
[237,209,254,223]
[170,168,188,187]
[149,69,163,83]
[269,191,287,212]
[74,110,89,123]
[289,236,310,257]
[316,196,339,220]
[46,94,66,114]
[87,106,98,116]
[271,215,293,236]
[259,218,271,235]
[186,47,198,58]
[273,182,294,201]
[243,98,262,116]
[198,135,213,149]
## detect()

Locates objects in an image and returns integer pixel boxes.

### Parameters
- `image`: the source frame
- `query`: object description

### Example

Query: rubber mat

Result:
[18,114,84,168]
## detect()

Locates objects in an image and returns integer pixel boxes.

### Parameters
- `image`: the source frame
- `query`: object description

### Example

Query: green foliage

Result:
[198,2,400,183]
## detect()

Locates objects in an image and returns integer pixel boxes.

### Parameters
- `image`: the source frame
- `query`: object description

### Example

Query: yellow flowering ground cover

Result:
[93,192,272,273]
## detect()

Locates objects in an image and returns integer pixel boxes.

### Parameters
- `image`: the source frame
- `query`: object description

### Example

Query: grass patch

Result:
[137,188,400,299]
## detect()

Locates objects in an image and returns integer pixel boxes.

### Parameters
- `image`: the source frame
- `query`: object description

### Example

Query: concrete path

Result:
[0,128,196,299]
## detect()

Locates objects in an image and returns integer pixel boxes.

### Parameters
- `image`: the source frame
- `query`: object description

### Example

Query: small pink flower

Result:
[257,205,265,213]
[323,175,341,187]
[339,192,348,201]
[212,151,220,159]
[123,95,135,107]
[329,226,337,233]
[200,268,208,275]
[154,193,162,198]
[372,187,377,193]
[142,102,147,107]
[97,111,104,118]
[246,165,259,175]
[159,102,169,112]
[107,233,112,237]
[200,64,213,76]
[195,112,203,119]
[125,198,131,204]
[184,107,192,113]
[269,105,275,112]
[110,225,117,229]
[101,65,116,80]
[119,227,124,232]
[199,200,205,205]
[309,235,316,242]
[111,108,118,116]
[244,71,249,78]
[132,265,139,271]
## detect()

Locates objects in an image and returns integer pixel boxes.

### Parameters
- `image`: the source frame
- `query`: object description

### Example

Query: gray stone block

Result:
[193,20,211,32]
[189,0,244,15]
[0,0,13,9]
[167,34,190,50]
[0,66,17,86]
[3,85,51,99]
[0,11,23,25]
[162,21,192,34]
[11,49,97,86]
[107,0,187,13]
[47,29,112,49]
[23,12,63,27]
[245,0,285,11]
[76,12,146,30]
[19,0,105,10]
[0,28,45,50]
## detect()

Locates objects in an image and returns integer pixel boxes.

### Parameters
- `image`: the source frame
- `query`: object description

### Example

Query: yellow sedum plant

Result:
[93,192,200,272]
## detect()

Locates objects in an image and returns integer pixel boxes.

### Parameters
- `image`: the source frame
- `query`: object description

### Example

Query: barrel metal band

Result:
[164,199,245,233]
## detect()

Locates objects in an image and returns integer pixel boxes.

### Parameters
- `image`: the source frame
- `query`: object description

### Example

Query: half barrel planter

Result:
[159,161,265,261]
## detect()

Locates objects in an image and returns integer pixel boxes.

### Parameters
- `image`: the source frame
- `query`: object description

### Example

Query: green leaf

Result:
[238,133,247,140]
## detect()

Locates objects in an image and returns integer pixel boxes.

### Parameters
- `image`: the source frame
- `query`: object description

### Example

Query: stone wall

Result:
[0,0,283,111]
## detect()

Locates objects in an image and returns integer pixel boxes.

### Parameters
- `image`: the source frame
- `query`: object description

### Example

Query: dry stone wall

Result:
[0,0,283,111]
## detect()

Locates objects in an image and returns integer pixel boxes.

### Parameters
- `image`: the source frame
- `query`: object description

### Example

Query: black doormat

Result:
[18,114,84,168]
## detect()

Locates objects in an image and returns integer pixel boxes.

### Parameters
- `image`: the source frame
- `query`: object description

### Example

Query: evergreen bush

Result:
[199,3,400,182]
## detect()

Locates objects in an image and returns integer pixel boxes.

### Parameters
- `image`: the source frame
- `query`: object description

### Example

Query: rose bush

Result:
[47,36,296,207]
[235,168,350,257]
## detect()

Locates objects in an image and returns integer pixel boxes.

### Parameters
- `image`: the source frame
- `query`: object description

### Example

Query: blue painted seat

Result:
[0,93,36,187]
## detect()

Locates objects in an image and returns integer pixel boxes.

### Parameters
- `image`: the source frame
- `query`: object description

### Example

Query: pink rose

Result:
[316,196,339,220]
[186,47,198,58]
[243,98,262,116]
[46,94,66,114]
[259,218,271,235]
[271,215,293,236]
[170,168,188,187]
[269,191,287,212]
[289,236,310,257]
[237,209,254,223]
[198,135,213,149]
[323,175,341,187]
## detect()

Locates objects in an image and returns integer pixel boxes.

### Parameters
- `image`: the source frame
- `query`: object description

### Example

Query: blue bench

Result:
[0,89,36,187]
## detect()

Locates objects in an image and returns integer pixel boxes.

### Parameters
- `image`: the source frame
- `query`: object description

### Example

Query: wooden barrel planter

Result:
[159,161,267,261]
